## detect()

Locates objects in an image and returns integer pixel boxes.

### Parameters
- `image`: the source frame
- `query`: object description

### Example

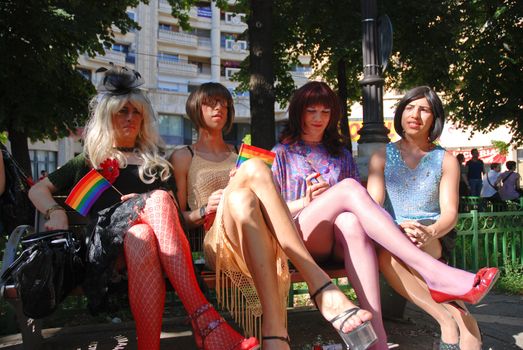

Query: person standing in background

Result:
[496,161,522,201]
[466,149,484,196]
[456,154,470,196]
[480,163,502,205]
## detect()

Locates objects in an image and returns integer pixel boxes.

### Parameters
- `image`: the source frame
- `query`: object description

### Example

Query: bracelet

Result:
[199,205,207,219]
[45,204,65,220]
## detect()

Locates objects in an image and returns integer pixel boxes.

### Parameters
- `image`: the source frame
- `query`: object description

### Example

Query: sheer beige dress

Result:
[187,148,289,339]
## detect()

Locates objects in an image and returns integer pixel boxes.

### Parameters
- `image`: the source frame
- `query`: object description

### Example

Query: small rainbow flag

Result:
[65,169,112,216]
[235,143,276,168]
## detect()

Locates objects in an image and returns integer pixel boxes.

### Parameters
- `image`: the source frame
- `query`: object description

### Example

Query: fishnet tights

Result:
[124,190,253,350]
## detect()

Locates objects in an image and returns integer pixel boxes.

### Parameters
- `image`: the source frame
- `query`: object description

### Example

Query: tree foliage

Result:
[447,0,523,144]
[0,0,142,170]
[271,0,522,144]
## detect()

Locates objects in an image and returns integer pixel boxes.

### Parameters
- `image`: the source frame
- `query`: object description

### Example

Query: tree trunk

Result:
[248,0,275,150]
[336,57,351,153]
[7,129,33,180]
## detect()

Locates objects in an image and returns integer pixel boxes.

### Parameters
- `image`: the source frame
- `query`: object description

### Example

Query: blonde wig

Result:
[83,90,172,183]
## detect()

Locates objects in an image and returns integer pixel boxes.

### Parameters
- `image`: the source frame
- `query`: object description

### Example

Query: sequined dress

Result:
[384,142,456,260]
[272,141,360,202]
[187,148,289,339]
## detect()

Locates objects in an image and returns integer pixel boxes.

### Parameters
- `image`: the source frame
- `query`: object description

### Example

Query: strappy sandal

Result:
[310,281,378,350]
[262,335,291,348]
[189,303,260,350]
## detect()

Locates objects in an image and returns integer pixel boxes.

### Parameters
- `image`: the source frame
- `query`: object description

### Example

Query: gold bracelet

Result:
[45,204,65,220]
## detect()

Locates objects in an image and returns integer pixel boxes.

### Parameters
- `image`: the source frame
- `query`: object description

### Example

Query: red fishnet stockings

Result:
[124,190,257,350]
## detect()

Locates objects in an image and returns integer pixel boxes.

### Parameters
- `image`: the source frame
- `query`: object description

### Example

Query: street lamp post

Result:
[356,0,390,179]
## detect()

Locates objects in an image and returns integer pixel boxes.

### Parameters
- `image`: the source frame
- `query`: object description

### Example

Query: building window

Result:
[77,68,92,81]
[29,150,57,180]
[197,6,212,18]
[158,81,180,92]
[158,114,196,145]
[127,11,136,21]
[159,23,172,31]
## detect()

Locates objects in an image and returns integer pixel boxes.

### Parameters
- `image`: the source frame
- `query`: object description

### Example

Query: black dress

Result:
[48,154,179,313]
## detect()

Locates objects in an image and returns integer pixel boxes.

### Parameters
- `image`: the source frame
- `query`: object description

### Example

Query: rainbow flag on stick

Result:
[235,143,276,168]
[65,169,112,216]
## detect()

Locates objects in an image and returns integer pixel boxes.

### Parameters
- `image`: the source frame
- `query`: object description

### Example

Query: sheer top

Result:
[187,148,236,210]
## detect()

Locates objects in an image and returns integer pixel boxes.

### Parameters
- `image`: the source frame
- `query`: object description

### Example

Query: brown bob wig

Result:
[186,82,235,133]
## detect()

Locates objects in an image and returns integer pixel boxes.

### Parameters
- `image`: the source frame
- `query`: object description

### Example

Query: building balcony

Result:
[158,59,198,77]
[198,37,211,48]
[158,0,171,12]
[86,49,127,66]
[158,29,198,47]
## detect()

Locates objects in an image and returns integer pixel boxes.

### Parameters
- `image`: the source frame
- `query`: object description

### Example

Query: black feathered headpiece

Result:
[96,64,144,95]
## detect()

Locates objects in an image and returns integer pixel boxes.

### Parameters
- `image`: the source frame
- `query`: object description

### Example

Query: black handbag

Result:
[0,230,85,318]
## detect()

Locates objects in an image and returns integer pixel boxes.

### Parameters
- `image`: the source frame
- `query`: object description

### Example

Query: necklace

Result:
[114,146,137,152]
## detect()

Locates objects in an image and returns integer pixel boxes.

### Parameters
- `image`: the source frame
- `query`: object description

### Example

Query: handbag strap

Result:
[486,173,497,190]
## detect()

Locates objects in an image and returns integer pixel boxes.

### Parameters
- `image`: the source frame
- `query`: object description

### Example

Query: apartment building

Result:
[27,0,311,178]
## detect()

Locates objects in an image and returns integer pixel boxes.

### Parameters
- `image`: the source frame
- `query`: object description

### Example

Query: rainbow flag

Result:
[65,169,112,216]
[235,143,276,168]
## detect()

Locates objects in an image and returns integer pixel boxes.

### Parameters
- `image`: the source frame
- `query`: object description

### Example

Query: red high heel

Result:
[429,267,500,305]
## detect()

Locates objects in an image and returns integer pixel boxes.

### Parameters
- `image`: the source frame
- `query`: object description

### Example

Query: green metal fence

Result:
[451,210,523,271]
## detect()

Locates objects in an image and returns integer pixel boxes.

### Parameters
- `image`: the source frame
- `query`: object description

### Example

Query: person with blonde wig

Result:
[29,66,259,350]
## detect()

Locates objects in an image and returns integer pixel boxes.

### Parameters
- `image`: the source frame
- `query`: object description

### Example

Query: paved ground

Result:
[0,292,521,349]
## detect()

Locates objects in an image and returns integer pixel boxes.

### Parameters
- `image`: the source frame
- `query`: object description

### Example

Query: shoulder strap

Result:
[499,171,514,185]
[486,173,497,190]
[233,144,239,153]
[186,145,194,158]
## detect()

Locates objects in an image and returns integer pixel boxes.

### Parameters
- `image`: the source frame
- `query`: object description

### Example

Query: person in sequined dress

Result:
[272,81,498,350]
[367,86,482,350]
[170,82,374,350]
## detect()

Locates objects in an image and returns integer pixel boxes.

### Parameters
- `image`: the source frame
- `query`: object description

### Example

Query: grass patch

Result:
[496,262,523,295]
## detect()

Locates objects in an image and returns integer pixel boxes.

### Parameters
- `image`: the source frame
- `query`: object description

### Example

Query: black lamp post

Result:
[358,0,390,144]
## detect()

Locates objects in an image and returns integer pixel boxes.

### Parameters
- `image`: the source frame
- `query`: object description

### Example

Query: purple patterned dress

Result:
[271,141,359,202]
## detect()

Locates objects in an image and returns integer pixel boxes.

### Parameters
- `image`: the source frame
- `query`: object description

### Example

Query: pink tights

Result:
[296,179,477,349]
[123,190,250,350]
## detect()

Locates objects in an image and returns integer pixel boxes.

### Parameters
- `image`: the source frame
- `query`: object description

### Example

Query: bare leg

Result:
[379,243,481,349]
[378,249,459,344]
[222,187,289,350]
[298,178,475,295]
[332,213,388,350]
[228,159,373,332]
[452,306,482,350]
[124,224,165,350]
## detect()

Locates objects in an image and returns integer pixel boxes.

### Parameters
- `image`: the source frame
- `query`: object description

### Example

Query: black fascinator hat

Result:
[96,64,144,95]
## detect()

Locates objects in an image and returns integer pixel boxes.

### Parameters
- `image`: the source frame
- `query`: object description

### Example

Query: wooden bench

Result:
[0,200,350,349]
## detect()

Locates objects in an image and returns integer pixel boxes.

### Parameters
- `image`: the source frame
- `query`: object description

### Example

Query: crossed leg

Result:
[297,178,477,295]
[221,159,372,349]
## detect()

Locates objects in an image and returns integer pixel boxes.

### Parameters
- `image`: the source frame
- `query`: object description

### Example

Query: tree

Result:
[270,0,523,145]
[448,0,523,144]
[0,0,142,173]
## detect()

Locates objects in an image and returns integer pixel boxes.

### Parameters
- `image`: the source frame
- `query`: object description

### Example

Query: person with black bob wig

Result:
[368,85,483,349]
